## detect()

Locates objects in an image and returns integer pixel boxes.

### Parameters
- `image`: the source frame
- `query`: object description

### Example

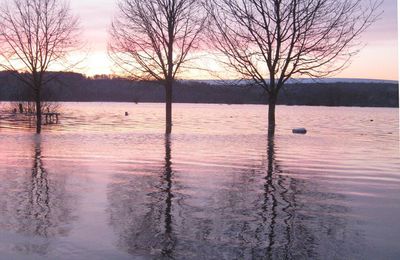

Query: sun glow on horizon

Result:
[71,47,399,81]
[66,0,398,81]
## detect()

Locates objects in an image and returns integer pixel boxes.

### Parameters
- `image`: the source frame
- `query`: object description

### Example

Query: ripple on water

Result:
[0,103,399,259]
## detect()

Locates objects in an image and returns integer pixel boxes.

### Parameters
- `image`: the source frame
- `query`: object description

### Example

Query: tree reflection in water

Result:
[0,136,76,255]
[30,138,51,237]
[256,135,364,259]
[161,134,176,256]
[107,135,176,257]
[108,134,364,259]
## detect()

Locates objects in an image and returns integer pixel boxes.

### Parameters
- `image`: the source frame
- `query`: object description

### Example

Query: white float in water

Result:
[292,128,307,134]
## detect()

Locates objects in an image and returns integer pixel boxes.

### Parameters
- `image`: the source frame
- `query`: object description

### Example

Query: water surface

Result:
[0,103,399,259]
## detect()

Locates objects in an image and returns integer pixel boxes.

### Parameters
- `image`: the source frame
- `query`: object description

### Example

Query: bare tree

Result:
[207,0,381,135]
[0,0,80,134]
[109,0,206,134]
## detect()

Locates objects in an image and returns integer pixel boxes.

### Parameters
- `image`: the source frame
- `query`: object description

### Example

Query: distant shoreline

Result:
[0,71,398,108]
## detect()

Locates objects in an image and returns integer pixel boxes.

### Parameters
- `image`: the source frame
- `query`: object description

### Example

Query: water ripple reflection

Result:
[0,136,78,256]
[107,134,368,259]
[0,103,399,259]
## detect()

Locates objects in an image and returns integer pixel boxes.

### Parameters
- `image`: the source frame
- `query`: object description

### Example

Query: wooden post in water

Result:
[43,113,60,124]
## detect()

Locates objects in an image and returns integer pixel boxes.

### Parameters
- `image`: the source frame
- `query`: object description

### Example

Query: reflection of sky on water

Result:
[0,103,399,259]
[107,134,367,259]
[0,136,78,256]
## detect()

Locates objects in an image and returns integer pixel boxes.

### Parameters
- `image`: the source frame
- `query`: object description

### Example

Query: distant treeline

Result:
[0,71,398,107]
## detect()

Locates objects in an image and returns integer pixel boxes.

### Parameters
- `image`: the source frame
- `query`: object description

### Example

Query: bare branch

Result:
[207,0,382,92]
[0,0,81,133]
[109,0,207,82]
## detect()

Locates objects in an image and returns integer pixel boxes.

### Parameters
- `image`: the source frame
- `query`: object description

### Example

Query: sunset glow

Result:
[71,1,397,80]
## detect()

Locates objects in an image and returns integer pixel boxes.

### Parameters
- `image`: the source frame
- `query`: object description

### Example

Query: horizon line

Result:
[0,70,398,83]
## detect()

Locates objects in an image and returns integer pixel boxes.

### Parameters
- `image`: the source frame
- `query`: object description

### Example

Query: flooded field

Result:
[0,103,399,259]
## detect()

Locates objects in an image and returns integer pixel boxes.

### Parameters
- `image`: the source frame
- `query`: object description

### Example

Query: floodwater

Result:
[0,103,399,259]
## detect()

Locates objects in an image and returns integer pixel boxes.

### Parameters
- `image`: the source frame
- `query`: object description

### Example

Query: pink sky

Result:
[70,0,398,81]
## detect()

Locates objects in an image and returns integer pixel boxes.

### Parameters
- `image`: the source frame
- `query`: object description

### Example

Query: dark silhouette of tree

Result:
[0,0,81,133]
[206,0,381,135]
[109,0,206,134]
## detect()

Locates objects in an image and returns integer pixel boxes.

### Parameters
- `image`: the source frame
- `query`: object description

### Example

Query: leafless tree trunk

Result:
[0,0,80,134]
[207,0,381,136]
[109,0,206,134]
